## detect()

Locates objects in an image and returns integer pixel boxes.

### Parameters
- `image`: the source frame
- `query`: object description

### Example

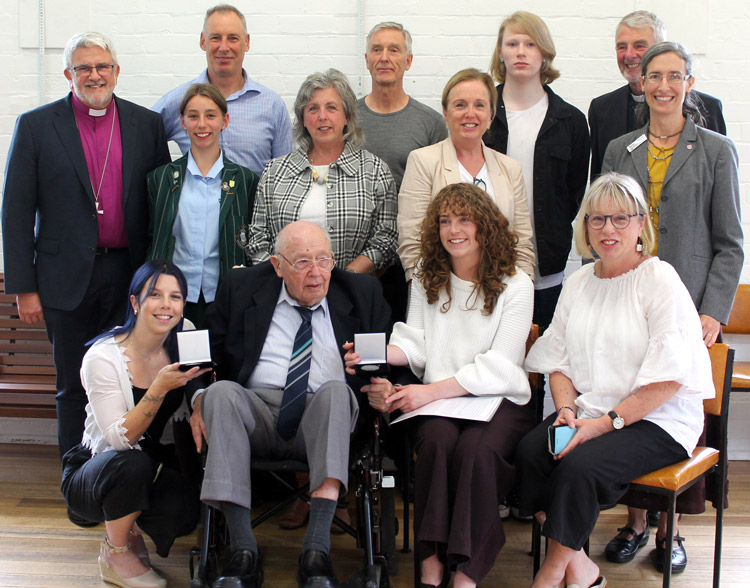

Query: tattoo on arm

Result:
[144,410,157,418]
[142,393,163,404]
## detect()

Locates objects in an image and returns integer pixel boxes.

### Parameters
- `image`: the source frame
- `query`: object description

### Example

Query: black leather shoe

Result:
[604,525,650,563]
[213,549,263,588]
[297,549,337,588]
[653,535,687,574]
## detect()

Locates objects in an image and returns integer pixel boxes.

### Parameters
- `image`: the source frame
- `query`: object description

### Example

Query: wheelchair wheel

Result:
[380,485,398,575]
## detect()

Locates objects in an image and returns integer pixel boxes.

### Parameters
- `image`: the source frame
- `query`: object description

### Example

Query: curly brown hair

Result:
[415,183,518,315]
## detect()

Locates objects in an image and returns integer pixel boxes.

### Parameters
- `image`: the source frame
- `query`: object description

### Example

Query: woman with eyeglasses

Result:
[601,42,742,574]
[398,68,535,281]
[243,69,397,275]
[515,172,713,588]
[347,183,535,588]
[485,11,589,334]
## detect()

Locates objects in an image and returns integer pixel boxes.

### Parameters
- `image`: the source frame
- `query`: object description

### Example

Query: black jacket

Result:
[485,85,590,277]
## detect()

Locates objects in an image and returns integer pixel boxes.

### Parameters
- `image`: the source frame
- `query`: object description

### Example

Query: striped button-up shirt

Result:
[153,69,291,176]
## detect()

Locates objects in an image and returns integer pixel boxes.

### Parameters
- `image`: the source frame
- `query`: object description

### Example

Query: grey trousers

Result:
[200,380,358,510]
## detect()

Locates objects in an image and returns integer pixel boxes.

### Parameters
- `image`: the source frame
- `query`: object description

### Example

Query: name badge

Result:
[627,134,647,152]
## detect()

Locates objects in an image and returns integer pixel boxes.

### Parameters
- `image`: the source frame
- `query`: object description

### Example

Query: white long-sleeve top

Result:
[525,258,713,453]
[390,269,533,405]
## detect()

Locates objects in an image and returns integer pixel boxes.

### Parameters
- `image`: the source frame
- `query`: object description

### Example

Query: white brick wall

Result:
[1,1,749,454]
[1,0,748,278]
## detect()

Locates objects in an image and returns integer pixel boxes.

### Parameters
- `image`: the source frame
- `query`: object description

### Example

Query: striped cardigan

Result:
[146,154,259,277]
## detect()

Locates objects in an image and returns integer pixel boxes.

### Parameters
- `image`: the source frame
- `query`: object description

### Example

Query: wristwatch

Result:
[608,410,625,430]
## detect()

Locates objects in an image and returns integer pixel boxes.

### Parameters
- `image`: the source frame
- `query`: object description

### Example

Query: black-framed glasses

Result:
[69,64,117,76]
[585,213,643,230]
[277,253,335,272]
[643,72,690,86]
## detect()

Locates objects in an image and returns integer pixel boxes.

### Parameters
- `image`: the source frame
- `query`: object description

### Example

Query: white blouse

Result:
[390,269,533,405]
[525,257,713,453]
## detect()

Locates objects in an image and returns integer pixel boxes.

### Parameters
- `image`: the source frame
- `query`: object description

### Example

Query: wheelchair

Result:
[188,411,401,588]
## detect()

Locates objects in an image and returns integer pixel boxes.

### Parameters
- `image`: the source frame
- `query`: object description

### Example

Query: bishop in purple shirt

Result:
[1,32,170,465]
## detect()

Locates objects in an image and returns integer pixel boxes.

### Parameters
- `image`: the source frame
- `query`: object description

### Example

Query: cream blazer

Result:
[397,138,535,280]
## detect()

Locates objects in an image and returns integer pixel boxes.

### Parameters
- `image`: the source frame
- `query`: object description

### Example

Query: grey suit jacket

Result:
[602,119,743,323]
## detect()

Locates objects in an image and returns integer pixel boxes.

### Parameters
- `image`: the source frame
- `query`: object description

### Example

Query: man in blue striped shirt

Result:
[153,4,291,176]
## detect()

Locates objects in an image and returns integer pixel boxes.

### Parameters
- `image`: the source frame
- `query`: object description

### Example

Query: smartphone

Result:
[548,424,577,455]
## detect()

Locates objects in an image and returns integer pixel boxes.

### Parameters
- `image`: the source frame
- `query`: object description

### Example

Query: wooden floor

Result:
[1,444,750,587]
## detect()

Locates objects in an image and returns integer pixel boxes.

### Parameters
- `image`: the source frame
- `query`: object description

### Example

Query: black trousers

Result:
[61,444,198,557]
[516,414,687,550]
[44,249,131,457]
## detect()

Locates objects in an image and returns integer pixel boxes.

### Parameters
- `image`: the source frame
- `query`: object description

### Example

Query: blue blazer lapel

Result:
[52,96,95,207]
[327,279,359,362]
[240,277,283,382]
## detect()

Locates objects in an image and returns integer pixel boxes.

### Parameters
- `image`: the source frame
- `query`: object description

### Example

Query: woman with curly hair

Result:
[346,182,536,588]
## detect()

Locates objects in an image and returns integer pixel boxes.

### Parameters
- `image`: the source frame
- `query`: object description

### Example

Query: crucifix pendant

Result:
[96,203,104,215]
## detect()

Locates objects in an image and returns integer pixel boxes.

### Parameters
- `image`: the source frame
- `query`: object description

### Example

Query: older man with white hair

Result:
[188,221,391,588]
[1,32,169,469]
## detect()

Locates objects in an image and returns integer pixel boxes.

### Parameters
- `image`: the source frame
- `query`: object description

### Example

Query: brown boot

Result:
[279,497,310,530]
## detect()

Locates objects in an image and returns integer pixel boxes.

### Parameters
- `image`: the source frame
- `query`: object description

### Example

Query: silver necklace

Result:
[75,106,116,214]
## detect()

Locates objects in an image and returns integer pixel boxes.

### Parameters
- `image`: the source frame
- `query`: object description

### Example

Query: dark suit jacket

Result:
[146,154,259,278]
[1,93,170,310]
[588,84,726,179]
[192,263,392,397]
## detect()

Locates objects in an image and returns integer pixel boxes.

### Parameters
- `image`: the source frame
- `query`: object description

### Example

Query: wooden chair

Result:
[627,343,732,588]
[531,343,733,588]
[724,284,750,393]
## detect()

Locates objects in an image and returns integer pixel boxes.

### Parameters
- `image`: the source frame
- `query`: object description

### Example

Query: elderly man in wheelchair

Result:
[187,221,392,588]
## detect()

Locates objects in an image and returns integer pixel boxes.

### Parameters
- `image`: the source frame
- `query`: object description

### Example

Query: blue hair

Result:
[88,260,188,362]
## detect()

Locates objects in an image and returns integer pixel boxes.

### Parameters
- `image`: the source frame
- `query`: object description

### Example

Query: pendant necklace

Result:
[75,106,116,214]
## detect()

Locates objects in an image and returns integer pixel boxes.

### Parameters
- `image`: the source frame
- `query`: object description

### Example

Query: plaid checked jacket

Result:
[246,144,397,270]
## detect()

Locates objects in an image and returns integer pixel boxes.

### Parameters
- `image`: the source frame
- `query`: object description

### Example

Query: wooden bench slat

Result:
[0,274,57,418]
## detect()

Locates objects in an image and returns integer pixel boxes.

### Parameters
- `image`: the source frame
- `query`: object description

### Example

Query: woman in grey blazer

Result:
[602,41,743,574]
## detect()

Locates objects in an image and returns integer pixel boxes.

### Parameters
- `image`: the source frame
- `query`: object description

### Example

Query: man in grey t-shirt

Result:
[357,22,446,320]
[357,22,446,191]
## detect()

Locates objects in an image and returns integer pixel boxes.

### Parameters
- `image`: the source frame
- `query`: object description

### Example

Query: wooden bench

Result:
[0,274,57,418]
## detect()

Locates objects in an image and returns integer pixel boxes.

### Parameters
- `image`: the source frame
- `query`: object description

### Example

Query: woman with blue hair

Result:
[61,260,209,588]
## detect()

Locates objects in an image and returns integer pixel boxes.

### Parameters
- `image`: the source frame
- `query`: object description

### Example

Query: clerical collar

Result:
[631,93,645,103]
[71,92,112,117]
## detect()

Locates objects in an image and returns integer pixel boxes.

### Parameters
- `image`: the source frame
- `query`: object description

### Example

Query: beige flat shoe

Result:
[99,536,166,588]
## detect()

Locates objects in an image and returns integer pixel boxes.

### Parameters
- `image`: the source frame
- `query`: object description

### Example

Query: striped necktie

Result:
[277,306,313,440]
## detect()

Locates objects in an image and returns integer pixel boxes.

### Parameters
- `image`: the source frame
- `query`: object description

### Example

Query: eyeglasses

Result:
[277,253,335,272]
[643,72,690,86]
[69,64,117,76]
[585,213,643,230]
[472,177,487,191]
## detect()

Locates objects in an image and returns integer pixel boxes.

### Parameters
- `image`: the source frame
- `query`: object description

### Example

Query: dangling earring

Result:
[499,57,504,63]
[542,58,548,69]
[636,237,644,252]
[134,308,138,316]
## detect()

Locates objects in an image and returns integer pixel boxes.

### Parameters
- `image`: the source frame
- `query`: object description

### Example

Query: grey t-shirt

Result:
[357,97,447,190]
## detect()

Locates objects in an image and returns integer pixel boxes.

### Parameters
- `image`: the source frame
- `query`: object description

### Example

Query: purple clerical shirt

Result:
[71,94,127,248]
